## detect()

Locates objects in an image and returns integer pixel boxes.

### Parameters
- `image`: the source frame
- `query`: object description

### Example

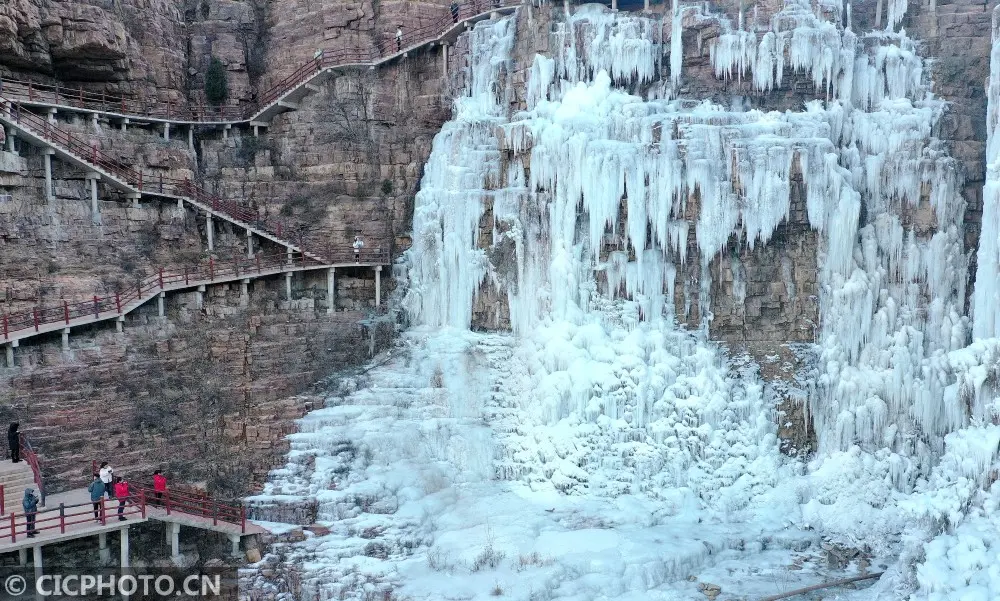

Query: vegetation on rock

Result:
[205,56,229,105]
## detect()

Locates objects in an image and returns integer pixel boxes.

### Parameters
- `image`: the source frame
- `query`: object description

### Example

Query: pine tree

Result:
[205,57,229,105]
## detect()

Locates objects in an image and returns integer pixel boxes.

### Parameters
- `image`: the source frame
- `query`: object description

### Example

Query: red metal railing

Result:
[0,246,387,343]
[0,102,323,259]
[0,495,145,543]
[134,486,246,533]
[0,0,520,124]
[88,461,248,534]
[18,434,44,507]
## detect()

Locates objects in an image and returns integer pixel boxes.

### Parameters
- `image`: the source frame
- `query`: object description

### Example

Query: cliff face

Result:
[0,0,188,99]
[0,0,993,492]
[0,0,455,494]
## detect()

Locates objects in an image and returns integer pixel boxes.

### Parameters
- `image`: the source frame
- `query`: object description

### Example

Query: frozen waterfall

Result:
[253,1,1000,599]
[406,0,970,466]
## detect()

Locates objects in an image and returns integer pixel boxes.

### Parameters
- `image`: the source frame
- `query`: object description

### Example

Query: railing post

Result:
[165,492,171,515]
[159,268,165,289]
[212,504,218,526]
[100,497,106,525]
[59,503,66,533]
[241,505,246,534]
[9,513,15,543]
[140,490,146,519]
[138,171,143,192]
[64,300,70,324]
[0,484,4,515]
[32,309,39,332]
[184,266,189,286]
[3,314,8,340]
[93,295,100,319]
[256,255,261,273]
[115,292,122,314]
[209,257,215,281]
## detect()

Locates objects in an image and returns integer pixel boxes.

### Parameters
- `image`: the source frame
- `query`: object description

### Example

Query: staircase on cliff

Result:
[0,461,38,515]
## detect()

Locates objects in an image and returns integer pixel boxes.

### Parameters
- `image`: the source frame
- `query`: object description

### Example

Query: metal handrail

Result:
[0,101,328,260]
[0,0,520,125]
[0,246,387,343]
[0,495,144,542]
[17,434,44,506]
[135,486,246,533]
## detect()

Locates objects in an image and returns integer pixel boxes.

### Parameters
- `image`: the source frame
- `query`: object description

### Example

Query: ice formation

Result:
[408,0,970,464]
[255,0,1000,599]
[973,8,1000,340]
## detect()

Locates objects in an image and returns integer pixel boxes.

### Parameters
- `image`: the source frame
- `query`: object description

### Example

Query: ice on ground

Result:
[251,2,1000,600]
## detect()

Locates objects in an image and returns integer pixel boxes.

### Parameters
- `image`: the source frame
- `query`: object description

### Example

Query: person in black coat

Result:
[7,423,19,463]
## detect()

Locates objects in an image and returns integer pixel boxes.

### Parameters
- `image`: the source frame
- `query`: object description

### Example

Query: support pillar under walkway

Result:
[99,531,110,562]
[327,267,336,314]
[42,148,54,201]
[121,526,130,568]
[85,171,101,221]
[6,340,18,367]
[33,545,42,588]
[206,214,214,251]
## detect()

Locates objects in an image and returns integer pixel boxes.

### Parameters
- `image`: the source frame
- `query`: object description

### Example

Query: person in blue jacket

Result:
[88,474,105,522]
[22,488,38,538]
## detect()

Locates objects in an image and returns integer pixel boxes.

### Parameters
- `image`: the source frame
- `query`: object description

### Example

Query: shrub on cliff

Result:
[205,57,229,105]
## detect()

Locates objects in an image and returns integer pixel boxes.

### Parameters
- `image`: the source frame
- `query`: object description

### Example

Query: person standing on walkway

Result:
[353,236,364,263]
[88,474,105,522]
[7,423,19,463]
[153,470,167,506]
[23,488,38,538]
[396,27,403,52]
[99,462,114,499]
[114,477,129,521]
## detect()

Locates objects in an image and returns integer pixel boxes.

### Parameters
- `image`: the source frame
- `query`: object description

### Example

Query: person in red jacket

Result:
[153,471,167,506]
[114,477,129,521]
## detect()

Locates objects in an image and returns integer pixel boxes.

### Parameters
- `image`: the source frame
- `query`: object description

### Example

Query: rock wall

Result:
[0,0,458,495]
[0,280,385,497]
[0,0,994,491]
[0,0,189,100]
[196,51,450,267]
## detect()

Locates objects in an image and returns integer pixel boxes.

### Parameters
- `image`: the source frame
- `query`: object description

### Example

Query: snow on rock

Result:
[255,2,1000,600]
[973,7,1000,340]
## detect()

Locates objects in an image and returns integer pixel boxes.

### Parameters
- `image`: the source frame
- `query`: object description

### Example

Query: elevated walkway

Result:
[0,249,387,350]
[0,102,326,263]
[0,0,520,127]
[0,482,266,558]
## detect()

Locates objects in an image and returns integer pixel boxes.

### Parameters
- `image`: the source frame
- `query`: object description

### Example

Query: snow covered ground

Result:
[247,1,1000,599]
[250,328,883,601]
